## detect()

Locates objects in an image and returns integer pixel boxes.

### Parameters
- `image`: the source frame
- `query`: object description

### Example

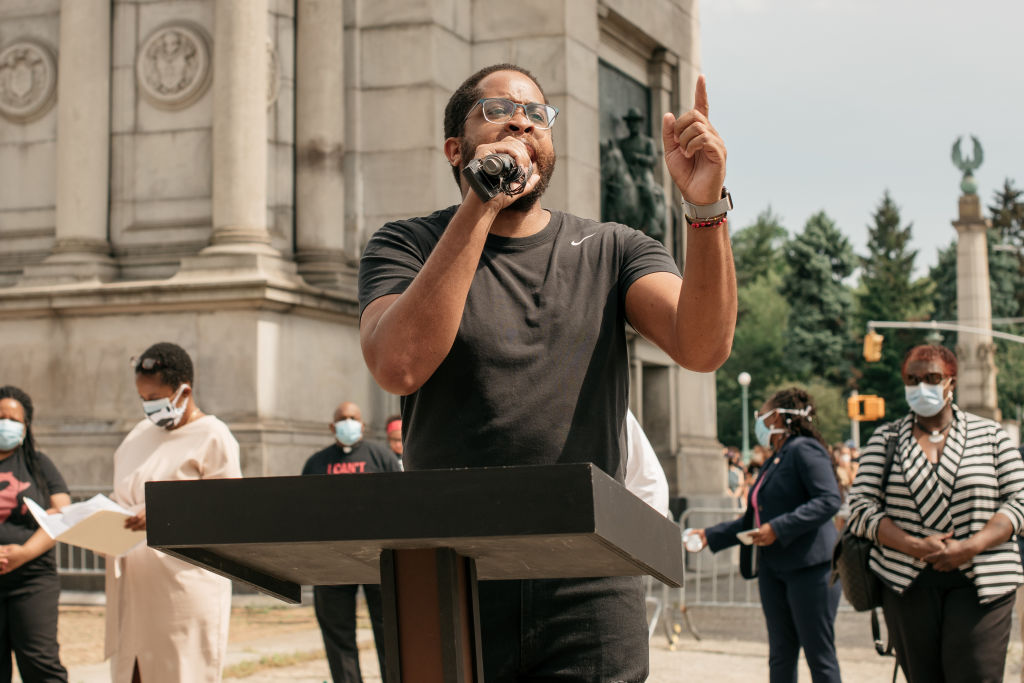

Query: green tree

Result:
[779,211,857,386]
[928,241,957,325]
[731,207,788,290]
[716,270,791,447]
[989,179,1024,319]
[988,180,1024,419]
[855,192,934,427]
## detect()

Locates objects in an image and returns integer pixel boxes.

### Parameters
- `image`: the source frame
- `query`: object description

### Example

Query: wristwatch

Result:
[682,187,733,221]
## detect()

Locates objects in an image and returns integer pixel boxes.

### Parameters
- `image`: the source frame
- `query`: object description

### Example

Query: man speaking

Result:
[358,63,736,681]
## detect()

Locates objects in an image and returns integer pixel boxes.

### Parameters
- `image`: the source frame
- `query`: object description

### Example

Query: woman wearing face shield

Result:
[846,345,1024,683]
[689,387,842,683]
[105,342,241,683]
[0,385,71,682]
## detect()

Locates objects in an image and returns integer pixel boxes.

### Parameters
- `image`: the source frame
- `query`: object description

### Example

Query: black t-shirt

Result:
[301,441,403,476]
[358,206,680,479]
[0,448,69,578]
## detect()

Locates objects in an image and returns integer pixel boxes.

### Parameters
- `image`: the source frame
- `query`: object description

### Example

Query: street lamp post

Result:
[738,372,752,464]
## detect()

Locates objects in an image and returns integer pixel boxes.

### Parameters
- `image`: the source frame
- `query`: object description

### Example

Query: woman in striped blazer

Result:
[847,345,1024,683]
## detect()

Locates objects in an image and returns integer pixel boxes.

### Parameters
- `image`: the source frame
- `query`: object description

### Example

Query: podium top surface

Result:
[146,463,684,602]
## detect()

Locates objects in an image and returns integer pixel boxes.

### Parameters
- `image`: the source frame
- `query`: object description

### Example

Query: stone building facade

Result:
[0,0,723,505]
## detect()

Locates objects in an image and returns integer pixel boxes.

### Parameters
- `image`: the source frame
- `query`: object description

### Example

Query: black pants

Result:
[313,584,387,683]
[477,576,648,683]
[757,560,841,683]
[883,567,1014,683]
[0,570,67,683]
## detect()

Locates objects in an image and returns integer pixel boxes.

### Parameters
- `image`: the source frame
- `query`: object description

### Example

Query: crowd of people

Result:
[699,343,1024,683]
[4,56,1023,683]
[0,342,410,683]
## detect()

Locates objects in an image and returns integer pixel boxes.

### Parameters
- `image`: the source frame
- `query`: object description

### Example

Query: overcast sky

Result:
[700,0,1024,276]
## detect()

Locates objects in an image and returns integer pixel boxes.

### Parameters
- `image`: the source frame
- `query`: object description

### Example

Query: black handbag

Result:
[831,429,900,674]
[831,429,896,611]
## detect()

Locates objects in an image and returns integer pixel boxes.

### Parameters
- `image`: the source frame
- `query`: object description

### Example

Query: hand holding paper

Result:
[26,494,145,557]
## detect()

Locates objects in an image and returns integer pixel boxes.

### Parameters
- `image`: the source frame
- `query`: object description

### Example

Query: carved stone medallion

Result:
[0,39,57,123]
[136,23,211,110]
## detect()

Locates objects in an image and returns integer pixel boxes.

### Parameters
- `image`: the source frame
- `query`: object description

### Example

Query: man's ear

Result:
[444,137,462,169]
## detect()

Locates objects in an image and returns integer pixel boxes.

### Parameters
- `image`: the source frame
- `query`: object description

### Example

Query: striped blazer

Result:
[847,406,1024,603]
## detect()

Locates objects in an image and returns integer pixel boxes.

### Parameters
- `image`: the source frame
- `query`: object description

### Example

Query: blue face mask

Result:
[754,407,806,450]
[905,381,949,417]
[334,419,363,446]
[754,414,780,449]
[0,419,26,452]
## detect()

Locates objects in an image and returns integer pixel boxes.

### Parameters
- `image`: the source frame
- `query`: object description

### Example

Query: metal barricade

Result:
[657,506,759,647]
[55,487,110,578]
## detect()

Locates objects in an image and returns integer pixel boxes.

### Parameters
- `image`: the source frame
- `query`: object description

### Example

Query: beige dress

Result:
[104,415,241,683]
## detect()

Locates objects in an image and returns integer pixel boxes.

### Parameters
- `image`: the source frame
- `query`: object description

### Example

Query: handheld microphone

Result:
[479,153,518,178]
[462,153,532,202]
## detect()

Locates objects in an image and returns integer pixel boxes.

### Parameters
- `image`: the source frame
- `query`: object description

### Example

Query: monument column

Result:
[207,0,275,255]
[294,0,352,289]
[952,136,1000,420]
[22,0,116,284]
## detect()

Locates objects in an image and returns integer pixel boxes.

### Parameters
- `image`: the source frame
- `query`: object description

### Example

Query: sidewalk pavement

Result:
[58,601,1024,682]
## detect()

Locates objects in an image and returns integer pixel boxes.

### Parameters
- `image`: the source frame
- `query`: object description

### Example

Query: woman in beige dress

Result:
[105,342,241,683]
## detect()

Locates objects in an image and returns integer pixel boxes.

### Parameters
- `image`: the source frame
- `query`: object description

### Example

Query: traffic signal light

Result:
[847,395,885,421]
[863,330,884,362]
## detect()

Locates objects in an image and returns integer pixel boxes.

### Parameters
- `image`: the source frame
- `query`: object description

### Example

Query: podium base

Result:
[381,548,483,683]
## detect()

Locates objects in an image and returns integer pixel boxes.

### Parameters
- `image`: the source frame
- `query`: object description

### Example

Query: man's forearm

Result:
[674,222,736,372]
[361,198,498,395]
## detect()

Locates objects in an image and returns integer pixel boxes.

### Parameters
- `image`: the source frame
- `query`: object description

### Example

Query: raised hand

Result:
[662,75,727,206]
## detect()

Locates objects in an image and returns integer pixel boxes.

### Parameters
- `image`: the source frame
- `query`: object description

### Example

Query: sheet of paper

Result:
[24,497,70,538]
[25,494,145,557]
[56,510,145,557]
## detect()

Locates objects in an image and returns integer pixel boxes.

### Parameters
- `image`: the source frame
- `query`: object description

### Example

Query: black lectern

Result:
[146,463,683,683]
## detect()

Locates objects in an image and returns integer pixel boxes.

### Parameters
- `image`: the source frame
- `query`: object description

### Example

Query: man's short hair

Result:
[443,63,548,184]
[135,342,195,388]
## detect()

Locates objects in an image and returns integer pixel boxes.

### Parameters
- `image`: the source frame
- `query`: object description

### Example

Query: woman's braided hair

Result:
[768,386,827,449]
[0,385,49,500]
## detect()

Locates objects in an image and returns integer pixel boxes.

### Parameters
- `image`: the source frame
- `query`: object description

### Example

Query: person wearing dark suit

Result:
[692,387,842,683]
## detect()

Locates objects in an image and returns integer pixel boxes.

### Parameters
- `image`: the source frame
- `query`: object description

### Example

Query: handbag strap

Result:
[879,427,898,494]
[873,426,900,660]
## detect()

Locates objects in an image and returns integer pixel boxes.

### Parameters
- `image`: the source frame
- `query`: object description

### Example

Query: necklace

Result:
[915,418,952,444]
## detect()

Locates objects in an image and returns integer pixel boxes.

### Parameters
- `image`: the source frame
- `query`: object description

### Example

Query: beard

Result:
[460,138,556,212]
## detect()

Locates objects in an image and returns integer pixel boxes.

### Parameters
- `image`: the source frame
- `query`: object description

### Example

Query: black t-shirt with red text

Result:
[0,448,69,580]
[301,441,402,477]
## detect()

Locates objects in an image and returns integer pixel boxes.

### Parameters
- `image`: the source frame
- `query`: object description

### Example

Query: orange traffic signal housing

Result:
[847,395,885,422]
[863,330,884,362]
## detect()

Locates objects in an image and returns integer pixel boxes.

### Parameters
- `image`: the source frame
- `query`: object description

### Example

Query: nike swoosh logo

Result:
[571,234,597,246]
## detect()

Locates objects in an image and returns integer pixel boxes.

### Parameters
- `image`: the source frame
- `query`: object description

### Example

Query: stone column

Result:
[207,0,275,256]
[294,0,352,289]
[954,194,1000,420]
[22,0,116,284]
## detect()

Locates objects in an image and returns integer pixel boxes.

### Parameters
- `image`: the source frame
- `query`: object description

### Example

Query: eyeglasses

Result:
[904,373,949,386]
[465,98,559,130]
[129,356,160,371]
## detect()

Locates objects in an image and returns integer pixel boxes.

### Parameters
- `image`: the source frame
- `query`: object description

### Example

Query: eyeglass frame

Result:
[463,98,560,130]
[903,373,952,386]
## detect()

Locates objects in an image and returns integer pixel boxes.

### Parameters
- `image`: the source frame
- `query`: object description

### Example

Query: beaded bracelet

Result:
[686,215,728,229]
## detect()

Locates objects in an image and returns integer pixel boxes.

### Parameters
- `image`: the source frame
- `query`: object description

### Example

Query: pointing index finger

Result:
[694,74,709,118]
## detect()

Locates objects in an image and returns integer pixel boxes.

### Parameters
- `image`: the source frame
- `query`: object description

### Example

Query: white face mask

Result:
[142,384,189,429]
